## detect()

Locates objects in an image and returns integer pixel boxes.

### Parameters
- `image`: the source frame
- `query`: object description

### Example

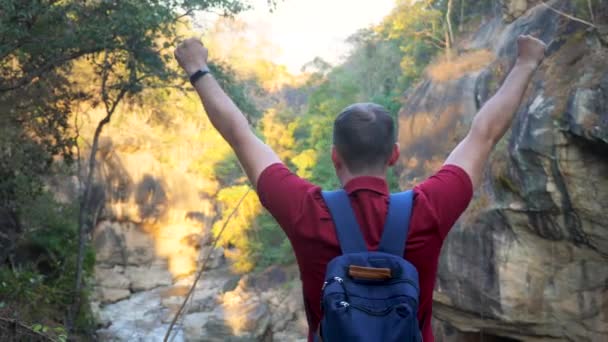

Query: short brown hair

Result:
[333,103,395,174]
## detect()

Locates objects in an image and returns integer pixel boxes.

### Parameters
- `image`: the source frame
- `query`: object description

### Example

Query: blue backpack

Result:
[317,190,422,342]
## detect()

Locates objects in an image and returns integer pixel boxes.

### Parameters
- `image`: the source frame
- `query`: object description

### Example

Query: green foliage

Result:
[212,0,488,273]
[379,0,445,76]
[282,20,420,190]
[0,0,500,305]
[214,0,473,271]
[210,62,263,122]
[0,0,250,330]
[252,212,295,269]
[212,185,262,273]
[0,191,94,333]
[186,62,261,190]
[214,153,245,186]
[0,75,79,214]
[0,0,252,208]
[22,192,96,277]
[0,268,47,308]
[31,324,68,342]
[570,0,599,22]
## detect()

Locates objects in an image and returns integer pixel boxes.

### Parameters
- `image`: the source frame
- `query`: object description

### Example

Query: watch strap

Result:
[189,67,210,85]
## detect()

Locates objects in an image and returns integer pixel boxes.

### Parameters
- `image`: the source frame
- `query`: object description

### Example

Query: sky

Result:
[197,0,396,74]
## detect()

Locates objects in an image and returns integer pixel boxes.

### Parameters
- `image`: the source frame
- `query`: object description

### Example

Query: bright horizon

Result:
[196,0,396,74]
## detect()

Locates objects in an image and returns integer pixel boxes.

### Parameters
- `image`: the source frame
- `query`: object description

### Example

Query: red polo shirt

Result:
[257,163,472,342]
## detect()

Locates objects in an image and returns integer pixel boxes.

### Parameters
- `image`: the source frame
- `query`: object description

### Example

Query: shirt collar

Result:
[343,176,389,196]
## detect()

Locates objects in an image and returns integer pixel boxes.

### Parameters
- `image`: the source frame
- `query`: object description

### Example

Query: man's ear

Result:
[387,143,400,166]
[331,146,342,170]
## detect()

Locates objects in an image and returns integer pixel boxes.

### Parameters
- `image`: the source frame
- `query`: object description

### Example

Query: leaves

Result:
[213,0,460,269]
[0,0,249,333]
[30,323,68,341]
[212,185,262,272]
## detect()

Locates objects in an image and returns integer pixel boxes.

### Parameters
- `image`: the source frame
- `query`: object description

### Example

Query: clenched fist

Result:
[174,38,209,76]
[516,35,547,69]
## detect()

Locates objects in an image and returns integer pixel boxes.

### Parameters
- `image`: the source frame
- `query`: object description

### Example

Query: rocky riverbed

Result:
[91,220,307,342]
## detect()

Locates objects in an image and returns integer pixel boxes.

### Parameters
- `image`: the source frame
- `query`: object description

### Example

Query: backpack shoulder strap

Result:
[378,190,414,256]
[321,190,367,254]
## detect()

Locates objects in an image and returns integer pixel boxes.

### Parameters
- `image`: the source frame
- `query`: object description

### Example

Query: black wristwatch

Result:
[189,67,211,85]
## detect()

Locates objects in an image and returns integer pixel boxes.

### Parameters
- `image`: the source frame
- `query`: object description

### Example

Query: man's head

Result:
[332,103,399,179]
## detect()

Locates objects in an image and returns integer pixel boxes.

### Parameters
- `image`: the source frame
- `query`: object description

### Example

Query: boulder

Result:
[237,265,290,293]
[183,312,215,341]
[93,220,157,267]
[126,264,173,292]
[94,266,130,290]
[93,266,132,304]
[198,246,225,270]
[183,300,271,342]
[502,0,532,22]
[93,221,126,266]
[186,296,218,314]
[121,222,156,265]
[95,287,131,304]
[565,73,608,146]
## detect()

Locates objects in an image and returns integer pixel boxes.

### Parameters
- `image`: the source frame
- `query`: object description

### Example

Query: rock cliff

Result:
[396,1,607,340]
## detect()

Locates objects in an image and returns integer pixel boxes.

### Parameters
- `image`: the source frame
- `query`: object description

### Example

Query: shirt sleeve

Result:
[413,164,473,239]
[256,163,317,236]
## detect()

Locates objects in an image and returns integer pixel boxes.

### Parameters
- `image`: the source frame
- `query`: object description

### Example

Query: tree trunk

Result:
[445,27,452,60]
[445,0,454,60]
[446,0,455,46]
[459,0,465,32]
[68,78,128,330]
[68,112,110,330]
[0,208,20,266]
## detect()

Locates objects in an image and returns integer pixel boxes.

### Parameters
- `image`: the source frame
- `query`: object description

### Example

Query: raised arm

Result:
[174,38,280,187]
[445,35,547,188]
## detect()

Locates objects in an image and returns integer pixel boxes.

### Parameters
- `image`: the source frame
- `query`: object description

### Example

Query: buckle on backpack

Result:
[348,265,392,280]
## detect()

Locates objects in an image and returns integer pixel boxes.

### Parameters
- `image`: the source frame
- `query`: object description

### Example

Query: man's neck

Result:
[338,170,387,187]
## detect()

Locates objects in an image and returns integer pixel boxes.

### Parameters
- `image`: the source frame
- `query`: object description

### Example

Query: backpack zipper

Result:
[326,277,419,295]
[322,277,419,312]
[321,276,349,311]
[321,276,344,292]
[348,302,394,316]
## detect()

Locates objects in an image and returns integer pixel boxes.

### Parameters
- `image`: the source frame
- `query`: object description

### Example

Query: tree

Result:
[0,0,250,331]
[380,0,446,50]
[446,0,455,54]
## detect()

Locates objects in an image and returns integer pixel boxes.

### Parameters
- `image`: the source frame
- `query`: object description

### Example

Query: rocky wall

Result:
[397,1,608,340]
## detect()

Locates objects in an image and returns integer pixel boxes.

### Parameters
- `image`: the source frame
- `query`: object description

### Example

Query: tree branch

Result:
[73,112,83,181]
[0,317,52,341]
[0,48,102,92]
[541,2,596,28]
[0,41,26,61]
[174,9,194,21]
[587,0,595,24]
[412,30,447,48]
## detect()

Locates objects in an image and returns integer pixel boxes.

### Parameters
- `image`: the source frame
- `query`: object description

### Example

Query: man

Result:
[174,34,546,341]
